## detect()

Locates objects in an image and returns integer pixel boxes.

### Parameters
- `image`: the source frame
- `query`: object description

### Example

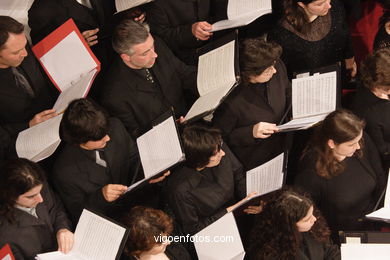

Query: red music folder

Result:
[0,244,15,260]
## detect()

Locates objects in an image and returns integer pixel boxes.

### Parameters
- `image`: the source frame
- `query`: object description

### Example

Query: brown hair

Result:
[249,189,331,259]
[239,38,282,84]
[283,0,316,33]
[0,16,24,50]
[360,48,390,91]
[121,206,173,258]
[303,109,365,179]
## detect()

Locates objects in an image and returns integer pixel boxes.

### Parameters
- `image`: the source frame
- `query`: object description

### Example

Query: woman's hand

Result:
[57,228,74,254]
[253,122,279,138]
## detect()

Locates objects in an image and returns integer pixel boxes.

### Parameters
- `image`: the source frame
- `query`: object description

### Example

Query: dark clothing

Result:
[299,233,341,260]
[52,118,140,225]
[0,46,57,160]
[147,0,211,65]
[213,59,291,170]
[165,144,246,235]
[101,37,197,138]
[373,23,390,51]
[295,134,385,233]
[352,83,390,168]
[0,184,72,260]
[268,0,353,78]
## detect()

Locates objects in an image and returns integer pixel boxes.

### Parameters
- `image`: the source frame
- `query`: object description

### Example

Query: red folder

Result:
[0,244,15,260]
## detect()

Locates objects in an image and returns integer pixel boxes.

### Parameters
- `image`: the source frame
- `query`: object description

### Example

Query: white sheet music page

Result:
[227,0,272,20]
[137,116,183,179]
[194,213,245,260]
[39,31,98,92]
[292,71,337,119]
[197,40,236,97]
[246,153,284,196]
[211,9,271,32]
[366,170,390,221]
[341,244,390,260]
[16,114,63,162]
[277,113,327,131]
[53,68,97,113]
[115,0,153,12]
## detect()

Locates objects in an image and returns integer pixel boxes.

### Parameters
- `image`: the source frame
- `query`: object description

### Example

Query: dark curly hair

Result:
[283,0,317,33]
[248,189,331,259]
[0,158,45,223]
[360,48,390,91]
[121,206,173,258]
[302,109,365,179]
[239,38,282,84]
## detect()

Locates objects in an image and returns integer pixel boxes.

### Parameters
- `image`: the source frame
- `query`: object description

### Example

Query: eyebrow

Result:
[141,40,155,55]
[26,192,40,198]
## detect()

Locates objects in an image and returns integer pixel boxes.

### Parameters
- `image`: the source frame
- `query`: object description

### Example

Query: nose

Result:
[151,48,158,58]
[35,193,44,203]
[312,216,317,223]
[271,66,277,74]
[356,142,361,150]
[220,149,226,157]
[326,1,331,9]
[20,48,28,57]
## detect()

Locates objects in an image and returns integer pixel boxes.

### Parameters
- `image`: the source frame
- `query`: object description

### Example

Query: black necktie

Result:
[12,67,35,97]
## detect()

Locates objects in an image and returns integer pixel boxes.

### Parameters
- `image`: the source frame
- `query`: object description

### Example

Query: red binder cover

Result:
[0,244,15,260]
[32,18,100,94]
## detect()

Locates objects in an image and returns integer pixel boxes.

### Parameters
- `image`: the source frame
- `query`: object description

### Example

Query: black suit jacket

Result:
[213,59,291,170]
[52,118,140,225]
[352,83,390,168]
[101,37,197,138]
[147,0,211,64]
[0,46,57,160]
[28,0,115,69]
[0,184,71,260]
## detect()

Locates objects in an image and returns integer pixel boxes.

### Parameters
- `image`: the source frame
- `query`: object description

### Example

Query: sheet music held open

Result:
[366,170,390,222]
[278,71,337,131]
[185,40,237,121]
[36,209,127,260]
[211,0,272,32]
[115,0,153,13]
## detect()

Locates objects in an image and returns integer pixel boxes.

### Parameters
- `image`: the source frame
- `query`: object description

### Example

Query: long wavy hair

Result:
[360,48,390,91]
[283,0,316,33]
[0,158,45,223]
[302,109,365,179]
[248,189,331,259]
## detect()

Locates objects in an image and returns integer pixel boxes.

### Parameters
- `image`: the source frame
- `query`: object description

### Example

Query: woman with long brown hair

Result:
[248,189,340,259]
[295,109,385,239]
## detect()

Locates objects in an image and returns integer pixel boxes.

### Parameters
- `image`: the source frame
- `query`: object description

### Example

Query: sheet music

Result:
[227,0,272,20]
[292,71,337,119]
[53,68,97,113]
[341,244,390,260]
[366,170,390,221]
[137,116,183,179]
[39,31,97,91]
[115,0,153,12]
[184,84,232,121]
[16,115,63,162]
[211,9,271,32]
[246,153,284,196]
[197,40,236,96]
[194,213,245,260]
[277,113,327,131]
[36,251,80,260]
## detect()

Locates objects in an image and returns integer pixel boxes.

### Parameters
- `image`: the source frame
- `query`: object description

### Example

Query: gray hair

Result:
[112,20,150,55]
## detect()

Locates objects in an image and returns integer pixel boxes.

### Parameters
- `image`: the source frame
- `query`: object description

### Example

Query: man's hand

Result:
[29,109,57,127]
[82,28,99,46]
[191,21,213,41]
[252,122,279,139]
[102,184,128,202]
[57,228,74,254]
[134,12,146,23]
[149,170,171,184]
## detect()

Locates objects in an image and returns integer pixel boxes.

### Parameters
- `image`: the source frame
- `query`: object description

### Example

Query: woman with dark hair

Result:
[248,190,340,259]
[269,0,356,79]
[0,158,73,259]
[352,49,390,168]
[213,38,290,170]
[295,110,385,238]
[165,124,253,235]
[374,2,390,51]
[121,206,190,260]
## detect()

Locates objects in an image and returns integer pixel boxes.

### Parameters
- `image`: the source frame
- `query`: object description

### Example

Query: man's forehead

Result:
[132,34,154,54]
[2,32,27,52]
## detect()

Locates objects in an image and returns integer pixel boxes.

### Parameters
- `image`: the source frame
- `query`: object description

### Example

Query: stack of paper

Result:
[211,0,272,32]
[366,170,390,222]
[341,243,390,260]
[278,71,337,132]
[36,209,128,260]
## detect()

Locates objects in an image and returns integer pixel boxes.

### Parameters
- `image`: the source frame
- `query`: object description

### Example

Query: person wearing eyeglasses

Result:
[213,38,291,170]
[164,124,256,235]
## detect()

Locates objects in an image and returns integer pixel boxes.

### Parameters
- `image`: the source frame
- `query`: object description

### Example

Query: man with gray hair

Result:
[101,20,197,138]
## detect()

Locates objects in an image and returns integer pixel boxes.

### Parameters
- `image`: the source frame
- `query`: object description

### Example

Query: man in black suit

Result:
[101,20,197,138]
[0,16,57,161]
[52,99,141,225]
[147,0,213,65]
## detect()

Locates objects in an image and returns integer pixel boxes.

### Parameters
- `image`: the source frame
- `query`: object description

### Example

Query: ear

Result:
[120,53,131,63]
[327,139,335,149]
[385,21,390,35]
[297,2,306,9]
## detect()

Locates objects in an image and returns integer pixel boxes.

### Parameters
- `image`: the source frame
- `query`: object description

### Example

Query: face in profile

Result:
[126,34,158,69]
[0,33,28,68]
[80,134,111,150]
[15,184,44,208]
[296,206,317,232]
[300,0,332,18]
[205,146,225,168]
[250,64,277,84]
[328,131,363,161]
